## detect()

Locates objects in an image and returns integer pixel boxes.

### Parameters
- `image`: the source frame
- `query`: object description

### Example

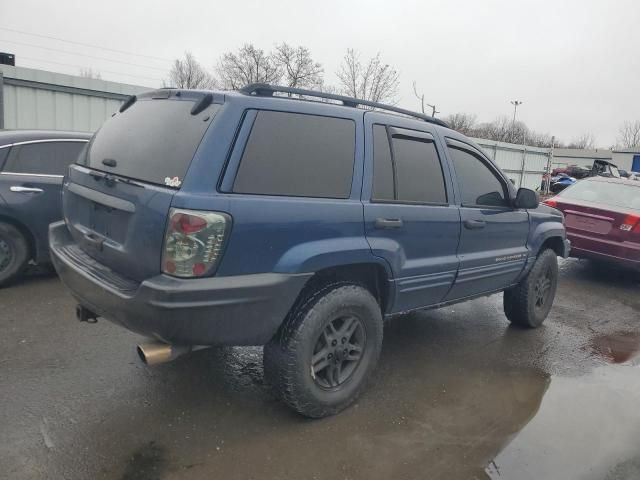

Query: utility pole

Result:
[413,81,439,117]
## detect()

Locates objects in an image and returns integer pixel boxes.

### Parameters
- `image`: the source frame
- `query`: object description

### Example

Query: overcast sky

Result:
[1,0,639,146]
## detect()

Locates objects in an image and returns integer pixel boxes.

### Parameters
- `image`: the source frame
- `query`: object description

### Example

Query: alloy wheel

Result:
[311,315,366,389]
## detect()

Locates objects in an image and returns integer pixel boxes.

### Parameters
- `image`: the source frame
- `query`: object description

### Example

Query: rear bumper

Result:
[567,232,640,271]
[49,221,311,345]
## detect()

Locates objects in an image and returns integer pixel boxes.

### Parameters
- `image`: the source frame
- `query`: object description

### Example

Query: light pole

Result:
[511,100,525,188]
[511,100,523,124]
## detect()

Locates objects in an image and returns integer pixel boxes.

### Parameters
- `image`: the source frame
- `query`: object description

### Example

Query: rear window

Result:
[559,180,640,211]
[232,111,355,198]
[80,98,219,187]
[3,141,86,175]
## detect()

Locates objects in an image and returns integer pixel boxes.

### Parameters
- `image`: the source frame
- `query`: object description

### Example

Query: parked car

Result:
[49,85,569,417]
[544,177,640,271]
[591,159,621,178]
[549,173,577,194]
[0,130,92,285]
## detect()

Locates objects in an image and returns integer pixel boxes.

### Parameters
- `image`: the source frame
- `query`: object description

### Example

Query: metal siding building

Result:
[0,65,147,132]
[612,149,640,172]
[473,138,550,190]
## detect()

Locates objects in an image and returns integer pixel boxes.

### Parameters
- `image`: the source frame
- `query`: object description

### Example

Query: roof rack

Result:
[239,83,449,128]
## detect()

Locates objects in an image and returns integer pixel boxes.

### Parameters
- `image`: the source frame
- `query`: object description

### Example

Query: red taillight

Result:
[162,208,231,278]
[620,214,640,233]
[543,198,558,208]
[170,213,208,234]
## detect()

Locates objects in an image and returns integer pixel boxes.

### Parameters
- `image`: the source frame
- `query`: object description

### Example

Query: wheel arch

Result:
[539,236,565,257]
[294,262,393,315]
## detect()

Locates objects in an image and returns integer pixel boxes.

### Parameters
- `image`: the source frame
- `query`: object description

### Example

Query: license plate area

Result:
[566,213,612,234]
[87,202,129,244]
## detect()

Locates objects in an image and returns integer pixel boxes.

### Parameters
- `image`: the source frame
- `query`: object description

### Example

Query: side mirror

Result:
[515,188,539,209]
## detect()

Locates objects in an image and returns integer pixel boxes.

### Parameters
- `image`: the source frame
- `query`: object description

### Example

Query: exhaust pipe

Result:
[136,342,208,366]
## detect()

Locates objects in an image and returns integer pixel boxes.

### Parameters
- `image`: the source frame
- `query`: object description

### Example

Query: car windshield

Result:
[558,180,640,210]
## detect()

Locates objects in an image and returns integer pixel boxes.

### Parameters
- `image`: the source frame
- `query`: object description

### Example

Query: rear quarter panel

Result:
[172,95,380,277]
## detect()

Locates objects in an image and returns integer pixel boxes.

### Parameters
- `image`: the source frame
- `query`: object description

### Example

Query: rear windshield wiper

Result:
[89,168,143,188]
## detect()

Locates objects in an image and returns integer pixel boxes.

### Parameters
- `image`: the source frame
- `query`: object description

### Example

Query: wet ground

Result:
[1,259,639,480]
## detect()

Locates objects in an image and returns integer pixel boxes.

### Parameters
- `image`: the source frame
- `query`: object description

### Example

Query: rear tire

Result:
[504,249,558,328]
[264,283,383,418]
[0,222,29,287]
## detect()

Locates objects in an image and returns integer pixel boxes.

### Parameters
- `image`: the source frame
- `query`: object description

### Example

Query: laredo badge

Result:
[164,176,182,187]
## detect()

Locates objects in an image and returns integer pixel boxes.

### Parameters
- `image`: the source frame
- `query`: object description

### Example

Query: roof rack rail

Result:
[239,83,449,128]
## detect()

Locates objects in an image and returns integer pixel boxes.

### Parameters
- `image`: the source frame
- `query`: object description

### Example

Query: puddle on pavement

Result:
[589,331,640,364]
[486,363,640,480]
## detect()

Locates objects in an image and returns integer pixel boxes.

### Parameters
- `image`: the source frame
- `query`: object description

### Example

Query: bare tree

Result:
[526,131,554,148]
[79,68,102,80]
[165,52,216,89]
[567,133,596,149]
[443,113,477,135]
[336,49,400,104]
[617,120,640,148]
[474,116,526,144]
[216,44,281,90]
[273,43,323,89]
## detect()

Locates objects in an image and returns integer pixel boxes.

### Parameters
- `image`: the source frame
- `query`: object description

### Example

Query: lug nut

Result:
[342,337,346,344]
[331,339,337,346]
[328,353,333,359]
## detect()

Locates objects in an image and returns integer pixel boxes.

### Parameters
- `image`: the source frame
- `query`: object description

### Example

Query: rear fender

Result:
[274,237,391,276]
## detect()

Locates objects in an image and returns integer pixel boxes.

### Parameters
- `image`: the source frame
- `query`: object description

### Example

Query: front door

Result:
[363,115,461,313]
[443,139,530,300]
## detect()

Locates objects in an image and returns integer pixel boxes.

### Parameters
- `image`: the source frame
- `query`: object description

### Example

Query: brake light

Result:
[543,198,558,208]
[620,214,640,233]
[162,208,231,278]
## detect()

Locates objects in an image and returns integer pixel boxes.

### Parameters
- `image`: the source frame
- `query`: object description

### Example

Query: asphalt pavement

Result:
[1,259,639,480]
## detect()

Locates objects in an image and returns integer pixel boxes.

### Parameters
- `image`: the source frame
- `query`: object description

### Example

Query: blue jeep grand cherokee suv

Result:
[50,84,569,417]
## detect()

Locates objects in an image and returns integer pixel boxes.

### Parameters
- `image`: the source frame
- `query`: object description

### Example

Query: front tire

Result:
[504,249,558,328]
[264,283,383,418]
[0,222,29,287]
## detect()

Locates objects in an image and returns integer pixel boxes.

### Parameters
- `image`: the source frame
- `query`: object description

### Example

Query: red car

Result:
[544,177,640,271]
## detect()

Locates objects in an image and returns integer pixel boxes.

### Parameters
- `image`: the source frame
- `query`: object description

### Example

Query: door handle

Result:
[463,219,486,230]
[375,218,404,229]
[10,186,44,194]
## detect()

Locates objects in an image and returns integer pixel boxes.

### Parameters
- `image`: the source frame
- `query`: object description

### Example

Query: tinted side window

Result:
[448,146,508,207]
[4,142,86,175]
[372,125,394,201]
[233,111,355,198]
[392,136,447,203]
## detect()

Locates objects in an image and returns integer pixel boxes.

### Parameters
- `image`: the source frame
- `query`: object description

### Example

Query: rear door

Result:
[0,140,87,254]
[363,115,461,313]
[63,91,220,281]
[444,139,529,300]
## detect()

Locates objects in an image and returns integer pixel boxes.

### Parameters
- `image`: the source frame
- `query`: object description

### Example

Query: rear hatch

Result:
[63,90,221,282]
